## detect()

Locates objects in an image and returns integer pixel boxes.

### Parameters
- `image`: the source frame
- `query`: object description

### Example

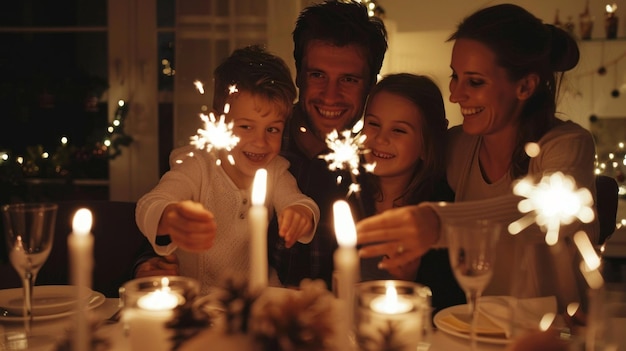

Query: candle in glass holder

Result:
[123,277,186,351]
[68,208,93,351]
[606,3,619,39]
[249,168,268,292]
[355,280,431,351]
[370,281,413,314]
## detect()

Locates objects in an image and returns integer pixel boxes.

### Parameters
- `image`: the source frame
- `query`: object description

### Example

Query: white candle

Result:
[68,208,94,351]
[370,281,413,314]
[333,200,359,346]
[127,277,184,351]
[249,168,268,292]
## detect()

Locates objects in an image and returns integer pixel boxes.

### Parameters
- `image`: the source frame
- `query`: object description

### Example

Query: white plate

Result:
[433,304,511,345]
[0,285,105,322]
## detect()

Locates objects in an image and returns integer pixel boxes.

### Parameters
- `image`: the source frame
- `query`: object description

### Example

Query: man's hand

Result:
[135,254,179,278]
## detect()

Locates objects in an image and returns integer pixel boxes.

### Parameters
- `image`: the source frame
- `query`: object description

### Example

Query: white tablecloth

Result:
[1,298,508,351]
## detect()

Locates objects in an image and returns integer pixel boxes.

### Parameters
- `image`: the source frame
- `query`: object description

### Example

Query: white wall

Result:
[379,1,626,129]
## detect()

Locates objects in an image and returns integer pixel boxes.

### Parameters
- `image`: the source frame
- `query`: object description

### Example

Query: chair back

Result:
[596,175,619,246]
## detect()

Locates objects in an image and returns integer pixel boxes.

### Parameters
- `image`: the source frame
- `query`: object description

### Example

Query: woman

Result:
[358,73,465,313]
[357,4,598,305]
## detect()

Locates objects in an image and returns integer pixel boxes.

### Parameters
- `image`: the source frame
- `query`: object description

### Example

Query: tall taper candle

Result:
[68,208,94,351]
[249,168,268,292]
[333,200,359,346]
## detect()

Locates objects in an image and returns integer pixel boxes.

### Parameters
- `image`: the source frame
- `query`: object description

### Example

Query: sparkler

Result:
[184,81,241,166]
[508,171,595,246]
[319,128,375,197]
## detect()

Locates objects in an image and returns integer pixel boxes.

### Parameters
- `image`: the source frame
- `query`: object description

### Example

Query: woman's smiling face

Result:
[448,38,526,137]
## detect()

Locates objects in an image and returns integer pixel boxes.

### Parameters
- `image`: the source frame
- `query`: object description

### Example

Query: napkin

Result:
[436,295,557,339]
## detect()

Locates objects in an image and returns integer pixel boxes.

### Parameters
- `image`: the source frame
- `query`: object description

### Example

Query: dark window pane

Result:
[0,0,106,27]
[0,32,108,155]
[157,0,175,27]
[158,32,175,91]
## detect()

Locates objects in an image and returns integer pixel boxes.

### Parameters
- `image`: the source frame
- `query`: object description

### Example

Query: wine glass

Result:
[444,219,500,350]
[2,202,57,349]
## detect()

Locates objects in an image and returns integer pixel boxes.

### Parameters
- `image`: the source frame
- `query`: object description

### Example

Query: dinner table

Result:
[0,295,512,351]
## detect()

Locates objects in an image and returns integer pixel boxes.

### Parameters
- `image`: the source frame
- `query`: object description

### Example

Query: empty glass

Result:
[2,202,57,349]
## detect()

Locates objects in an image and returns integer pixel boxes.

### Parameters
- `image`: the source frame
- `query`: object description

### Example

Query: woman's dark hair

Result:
[448,4,580,178]
[365,73,448,207]
[292,0,388,88]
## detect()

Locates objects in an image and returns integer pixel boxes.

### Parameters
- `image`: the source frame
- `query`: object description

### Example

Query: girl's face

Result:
[362,90,425,178]
[448,38,526,136]
[220,91,285,187]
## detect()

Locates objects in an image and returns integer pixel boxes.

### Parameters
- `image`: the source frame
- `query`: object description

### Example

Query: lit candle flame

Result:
[72,208,93,236]
[370,281,413,314]
[333,200,356,248]
[137,277,182,311]
[606,3,617,14]
[252,169,267,206]
[509,172,595,245]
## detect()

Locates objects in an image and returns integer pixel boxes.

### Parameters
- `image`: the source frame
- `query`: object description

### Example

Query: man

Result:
[269,0,388,289]
[133,1,388,288]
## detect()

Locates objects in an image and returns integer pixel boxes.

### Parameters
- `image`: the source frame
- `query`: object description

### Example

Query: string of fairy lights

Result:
[0,99,131,180]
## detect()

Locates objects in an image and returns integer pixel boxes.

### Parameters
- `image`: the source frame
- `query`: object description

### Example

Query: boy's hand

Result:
[135,254,179,278]
[278,205,313,248]
[158,200,217,252]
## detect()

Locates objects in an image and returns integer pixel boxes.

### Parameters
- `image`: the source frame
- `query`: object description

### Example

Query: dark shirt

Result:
[269,104,352,289]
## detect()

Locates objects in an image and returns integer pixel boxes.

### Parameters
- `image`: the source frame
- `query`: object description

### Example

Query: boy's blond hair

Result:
[213,45,296,118]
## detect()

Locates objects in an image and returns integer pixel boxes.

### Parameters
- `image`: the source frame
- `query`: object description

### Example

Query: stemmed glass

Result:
[444,219,500,350]
[2,203,57,348]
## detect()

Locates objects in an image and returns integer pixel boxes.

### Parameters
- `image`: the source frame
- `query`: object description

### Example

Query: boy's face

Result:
[220,91,285,186]
[296,40,371,138]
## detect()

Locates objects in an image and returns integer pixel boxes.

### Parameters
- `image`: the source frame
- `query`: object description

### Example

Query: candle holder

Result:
[354,280,432,351]
[119,276,200,351]
[606,4,619,39]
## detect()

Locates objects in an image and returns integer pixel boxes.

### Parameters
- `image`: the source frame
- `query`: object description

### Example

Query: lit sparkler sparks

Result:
[187,81,241,165]
[319,129,375,196]
[508,171,595,246]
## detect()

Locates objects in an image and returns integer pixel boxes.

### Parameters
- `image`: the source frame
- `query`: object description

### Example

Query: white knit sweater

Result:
[136,145,319,294]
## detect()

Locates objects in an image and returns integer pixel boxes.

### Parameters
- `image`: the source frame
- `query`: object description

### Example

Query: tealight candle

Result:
[370,281,413,314]
[354,280,431,351]
[249,168,268,292]
[124,277,185,351]
[68,208,93,351]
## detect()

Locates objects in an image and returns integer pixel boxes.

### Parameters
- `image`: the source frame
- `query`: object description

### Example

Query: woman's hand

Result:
[278,205,314,248]
[356,203,441,270]
[158,200,217,252]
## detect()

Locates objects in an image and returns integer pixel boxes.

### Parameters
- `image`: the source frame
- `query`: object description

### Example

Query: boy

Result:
[136,45,319,293]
